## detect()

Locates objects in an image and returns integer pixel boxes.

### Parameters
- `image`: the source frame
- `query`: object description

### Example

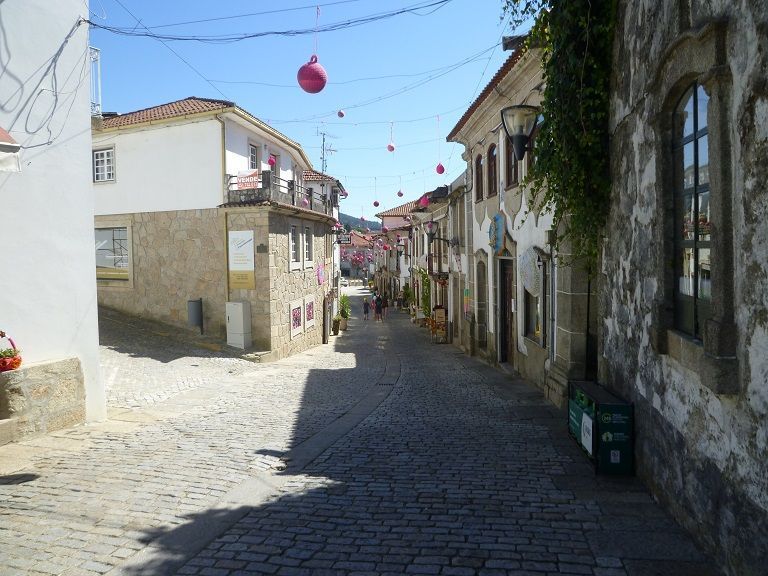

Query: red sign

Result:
[237,170,260,190]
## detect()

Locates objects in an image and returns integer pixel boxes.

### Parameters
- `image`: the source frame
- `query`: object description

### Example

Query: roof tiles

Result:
[100,97,235,129]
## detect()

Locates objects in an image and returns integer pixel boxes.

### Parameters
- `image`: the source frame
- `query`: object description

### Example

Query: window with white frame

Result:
[304,225,313,266]
[93,148,115,182]
[290,223,301,270]
[248,143,259,170]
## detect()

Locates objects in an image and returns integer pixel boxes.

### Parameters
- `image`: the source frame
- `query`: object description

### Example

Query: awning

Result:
[0,127,21,173]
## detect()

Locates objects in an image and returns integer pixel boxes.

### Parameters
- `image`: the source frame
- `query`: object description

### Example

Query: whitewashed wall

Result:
[94,119,222,215]
[0,1,104,420]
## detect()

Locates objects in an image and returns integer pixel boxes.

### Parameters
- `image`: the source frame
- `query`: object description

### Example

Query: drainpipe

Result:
[215,114,227,203]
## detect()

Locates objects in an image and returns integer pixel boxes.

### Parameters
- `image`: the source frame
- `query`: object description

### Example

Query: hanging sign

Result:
[228,230,255,289]
[338,233,352,244]
[488,212,507,256]
[237,170,260,190]
[520,246,541,297]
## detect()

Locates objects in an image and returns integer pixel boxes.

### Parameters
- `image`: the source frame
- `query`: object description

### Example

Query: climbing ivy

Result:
[502,0,616,264]
[419,269,431,318]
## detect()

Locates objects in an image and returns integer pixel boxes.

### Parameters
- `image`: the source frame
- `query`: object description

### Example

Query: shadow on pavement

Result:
[118,287,723,576]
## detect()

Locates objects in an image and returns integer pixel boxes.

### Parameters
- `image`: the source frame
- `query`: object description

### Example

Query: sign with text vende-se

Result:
[338,233,352,244]
[237,170,260,190]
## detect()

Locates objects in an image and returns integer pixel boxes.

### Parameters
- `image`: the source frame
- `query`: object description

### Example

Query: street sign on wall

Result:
[228,230,255,289]
[338,233,352,244]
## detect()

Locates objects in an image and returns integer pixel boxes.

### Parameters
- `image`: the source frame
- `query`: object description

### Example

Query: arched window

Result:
[505,135,518,188]
[475,154,483,201]
[673,83,710,339]
[487,144,497,197]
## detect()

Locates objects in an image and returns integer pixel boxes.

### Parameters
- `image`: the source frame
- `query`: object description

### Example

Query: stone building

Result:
[93,98,344,360]
[447,45,596,404]
[600,3,768,574]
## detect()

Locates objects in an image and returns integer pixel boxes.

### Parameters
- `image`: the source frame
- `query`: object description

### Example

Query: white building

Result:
[0,0,105,441]
[92,97,345,359]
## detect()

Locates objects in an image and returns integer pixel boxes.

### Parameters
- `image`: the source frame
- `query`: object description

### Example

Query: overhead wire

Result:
[85,0,453,44]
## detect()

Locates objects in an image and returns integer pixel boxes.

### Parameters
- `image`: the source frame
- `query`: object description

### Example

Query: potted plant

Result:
[0,330,21,372]
[332,315,341,336]
[339,294,351,330]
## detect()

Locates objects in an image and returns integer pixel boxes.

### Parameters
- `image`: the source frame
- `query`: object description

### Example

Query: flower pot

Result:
[0,355,21,372]
[332,318,340,335]
[339,317,348,331]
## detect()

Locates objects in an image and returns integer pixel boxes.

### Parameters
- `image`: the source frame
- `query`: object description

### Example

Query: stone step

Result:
[0,418,18,447]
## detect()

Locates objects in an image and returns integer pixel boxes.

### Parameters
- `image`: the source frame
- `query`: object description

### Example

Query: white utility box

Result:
[226,301,252,349]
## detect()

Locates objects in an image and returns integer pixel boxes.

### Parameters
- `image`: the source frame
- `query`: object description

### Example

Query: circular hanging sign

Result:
[520,247,541,297]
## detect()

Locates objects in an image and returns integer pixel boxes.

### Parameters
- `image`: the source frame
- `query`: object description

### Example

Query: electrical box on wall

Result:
[226,301,252,349]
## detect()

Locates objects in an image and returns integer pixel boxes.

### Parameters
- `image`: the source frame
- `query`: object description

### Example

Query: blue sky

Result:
[89,0,522,220]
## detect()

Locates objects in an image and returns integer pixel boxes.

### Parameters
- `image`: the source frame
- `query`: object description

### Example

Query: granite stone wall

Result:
[97,207,333,361]
[601,3,768,574]
[0,358,85,441]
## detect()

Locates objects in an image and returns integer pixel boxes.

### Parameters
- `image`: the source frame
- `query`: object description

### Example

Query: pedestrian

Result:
[382,293,389,320]
[363,297,370,320]
[374,292,383,321]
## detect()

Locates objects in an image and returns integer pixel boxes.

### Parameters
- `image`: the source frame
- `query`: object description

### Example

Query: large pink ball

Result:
[297,55,328,94]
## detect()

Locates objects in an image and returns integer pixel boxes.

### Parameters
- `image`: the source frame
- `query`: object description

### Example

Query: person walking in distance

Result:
[374,292,383,322]
[382,293,389,320]
[362,297,370,320]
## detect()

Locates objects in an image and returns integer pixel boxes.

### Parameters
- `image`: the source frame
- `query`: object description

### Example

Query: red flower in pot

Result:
[0,330,21,372]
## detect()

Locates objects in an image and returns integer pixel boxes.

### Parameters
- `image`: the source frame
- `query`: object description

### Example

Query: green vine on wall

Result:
[419,269,431,318]
[503,0,616,264]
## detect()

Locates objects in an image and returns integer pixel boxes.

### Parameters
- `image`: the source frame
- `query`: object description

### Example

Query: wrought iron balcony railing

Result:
[225,170,334,216]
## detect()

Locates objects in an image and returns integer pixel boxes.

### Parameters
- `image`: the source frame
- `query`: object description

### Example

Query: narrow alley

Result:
[0,288,720,576]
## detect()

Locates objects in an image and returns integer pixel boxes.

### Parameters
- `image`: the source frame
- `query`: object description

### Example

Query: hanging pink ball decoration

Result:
[337,110,345,118]
[397,190,403,197]
[297,54,328,94]
[387,143,395,152]
[301,197,309,207]
[382,226,389,233]
[360,216,366,221]
[268,154,276,167]
[436,162,445,174]
[373,200,380,207]
[418,195,430,208]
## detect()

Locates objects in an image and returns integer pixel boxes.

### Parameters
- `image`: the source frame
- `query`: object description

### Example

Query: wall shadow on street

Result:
[117,287,722,576]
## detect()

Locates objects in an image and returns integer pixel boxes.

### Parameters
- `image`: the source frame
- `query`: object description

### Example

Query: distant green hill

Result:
[339,213,381,232]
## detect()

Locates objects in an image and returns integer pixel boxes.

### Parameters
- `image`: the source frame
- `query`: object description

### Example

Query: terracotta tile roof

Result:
[375,200,418,218]
[446,43,527,142]
[100,97,235,129]
[0,126,18,146]
[302,169,337,182]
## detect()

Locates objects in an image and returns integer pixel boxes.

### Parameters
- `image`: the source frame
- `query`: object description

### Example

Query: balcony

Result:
[224,170,335,216]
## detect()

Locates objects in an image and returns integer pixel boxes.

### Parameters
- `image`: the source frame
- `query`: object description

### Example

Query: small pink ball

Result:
[387,143,395,152]
[436,162,445,174]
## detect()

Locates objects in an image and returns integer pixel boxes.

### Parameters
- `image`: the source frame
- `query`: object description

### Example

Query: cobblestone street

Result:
[0,288,720,576]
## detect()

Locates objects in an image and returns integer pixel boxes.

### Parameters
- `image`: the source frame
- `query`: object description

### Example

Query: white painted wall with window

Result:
[94,119,221,215]
[0,1,105,421]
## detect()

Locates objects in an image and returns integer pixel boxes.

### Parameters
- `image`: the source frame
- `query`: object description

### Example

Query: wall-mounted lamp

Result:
[426,220,449,245]
[500,104,539,161]
[396,243,405,256]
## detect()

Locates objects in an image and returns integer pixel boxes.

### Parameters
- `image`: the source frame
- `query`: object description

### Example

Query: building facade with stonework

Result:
[600,3,768,574]
[1,1,105,445]
[93,98,344,360]
[447,47,596,405]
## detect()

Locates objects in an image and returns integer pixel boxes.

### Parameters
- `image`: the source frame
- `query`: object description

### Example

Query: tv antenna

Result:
[317,128,338,173]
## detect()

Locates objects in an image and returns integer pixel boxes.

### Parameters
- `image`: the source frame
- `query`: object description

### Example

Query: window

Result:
[475,155,484,201]
[304,225,313,265]
[95,227,129,280]
[526,115,543,172]
[476,261,488,349]
[93,148,114,182]
[505,135,519,188]
[487,144,497,197]
[673,83,710,339]
[290,224,300,269]
[248,143,259,170]
[524,263,547,346]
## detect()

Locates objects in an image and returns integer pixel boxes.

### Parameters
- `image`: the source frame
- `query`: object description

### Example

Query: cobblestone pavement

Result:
[0,291,721,576]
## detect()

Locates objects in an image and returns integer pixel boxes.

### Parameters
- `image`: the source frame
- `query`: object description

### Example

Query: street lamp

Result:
[425,220,449,245]
[500,104,539,161]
